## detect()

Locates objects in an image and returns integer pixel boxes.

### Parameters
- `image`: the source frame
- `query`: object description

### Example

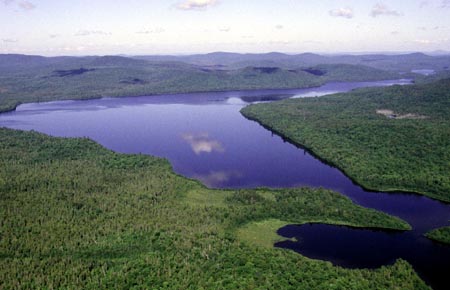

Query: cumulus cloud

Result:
[49,34,59,39]
[275,24,284,29]
[2,0,35,10]
[182,133,225,155]
[18,0,34,10]
[74,30,111,36]
[371,3,401,17]
[136,27,165,34]
[218,26,230,32]
[329,7,354,19]
[177,0,218,10]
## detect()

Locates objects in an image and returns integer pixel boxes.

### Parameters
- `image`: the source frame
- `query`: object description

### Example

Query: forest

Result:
[0,127,428,289]
[241,78,450,203]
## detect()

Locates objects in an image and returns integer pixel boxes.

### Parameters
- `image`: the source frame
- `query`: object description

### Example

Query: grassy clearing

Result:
[236,219,293,248]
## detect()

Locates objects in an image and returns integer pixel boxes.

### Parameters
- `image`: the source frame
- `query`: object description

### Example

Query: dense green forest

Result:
[241,78,450,202]
[0,128,428,289]
[425,227,450,244]
[0,54,399,113]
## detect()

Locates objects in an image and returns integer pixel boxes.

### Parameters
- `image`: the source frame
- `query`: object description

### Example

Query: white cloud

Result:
[136,27,165,34]
[74,30,111,36]
[1,0,35,10]
[177,0,218,10]
[2,38,18,43]
[370,3,401,17]
[18,0,34,10]
[275,24,284,29]
[218,26,230,32]
[419,0,430,7]
[414,39,435,45]
[329,7,354,19]
[421,0,450,8]
[49,34,59,39]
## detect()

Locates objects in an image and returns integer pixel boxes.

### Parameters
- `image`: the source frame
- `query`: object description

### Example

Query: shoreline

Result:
[0,77,410,114]
[0,82,324,114]
[240,111,449,205]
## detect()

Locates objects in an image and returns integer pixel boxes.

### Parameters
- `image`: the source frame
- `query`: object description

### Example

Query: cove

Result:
[0,79,449,289]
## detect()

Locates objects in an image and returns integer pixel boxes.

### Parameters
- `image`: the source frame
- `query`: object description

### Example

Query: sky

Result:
[1,0,450,56]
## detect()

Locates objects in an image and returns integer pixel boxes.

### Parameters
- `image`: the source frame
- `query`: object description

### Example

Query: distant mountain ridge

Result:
[2,52,450,72]
[132,51,450,71]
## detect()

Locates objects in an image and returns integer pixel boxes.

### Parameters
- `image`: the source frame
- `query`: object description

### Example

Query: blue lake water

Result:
[0,79,449,289]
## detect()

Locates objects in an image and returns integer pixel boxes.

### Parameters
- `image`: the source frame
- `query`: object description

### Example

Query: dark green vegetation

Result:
[0,128,429,289]
[426,227,450,245]
[0,53,401,113]
[242,78,450,202]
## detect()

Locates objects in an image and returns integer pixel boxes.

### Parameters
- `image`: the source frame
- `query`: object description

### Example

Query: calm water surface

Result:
[1,79,449,289]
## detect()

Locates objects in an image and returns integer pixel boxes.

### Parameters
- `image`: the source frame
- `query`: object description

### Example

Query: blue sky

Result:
[1,0,449,55]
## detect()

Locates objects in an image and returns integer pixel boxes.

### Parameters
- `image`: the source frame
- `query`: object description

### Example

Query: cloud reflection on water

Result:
[181,132,225,155]
[195,170,243,187]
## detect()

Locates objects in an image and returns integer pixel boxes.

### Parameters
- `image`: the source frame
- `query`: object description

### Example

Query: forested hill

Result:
[0,53,399,113]
[241,78,450,202]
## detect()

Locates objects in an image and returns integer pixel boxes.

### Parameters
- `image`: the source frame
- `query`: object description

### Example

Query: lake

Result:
[0,79,449,289]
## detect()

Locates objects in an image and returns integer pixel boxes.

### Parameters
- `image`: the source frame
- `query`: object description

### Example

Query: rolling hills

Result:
[0,53,402,113]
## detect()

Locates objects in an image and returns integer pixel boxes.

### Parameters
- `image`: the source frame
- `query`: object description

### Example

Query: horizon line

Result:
[2,50,450,58]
